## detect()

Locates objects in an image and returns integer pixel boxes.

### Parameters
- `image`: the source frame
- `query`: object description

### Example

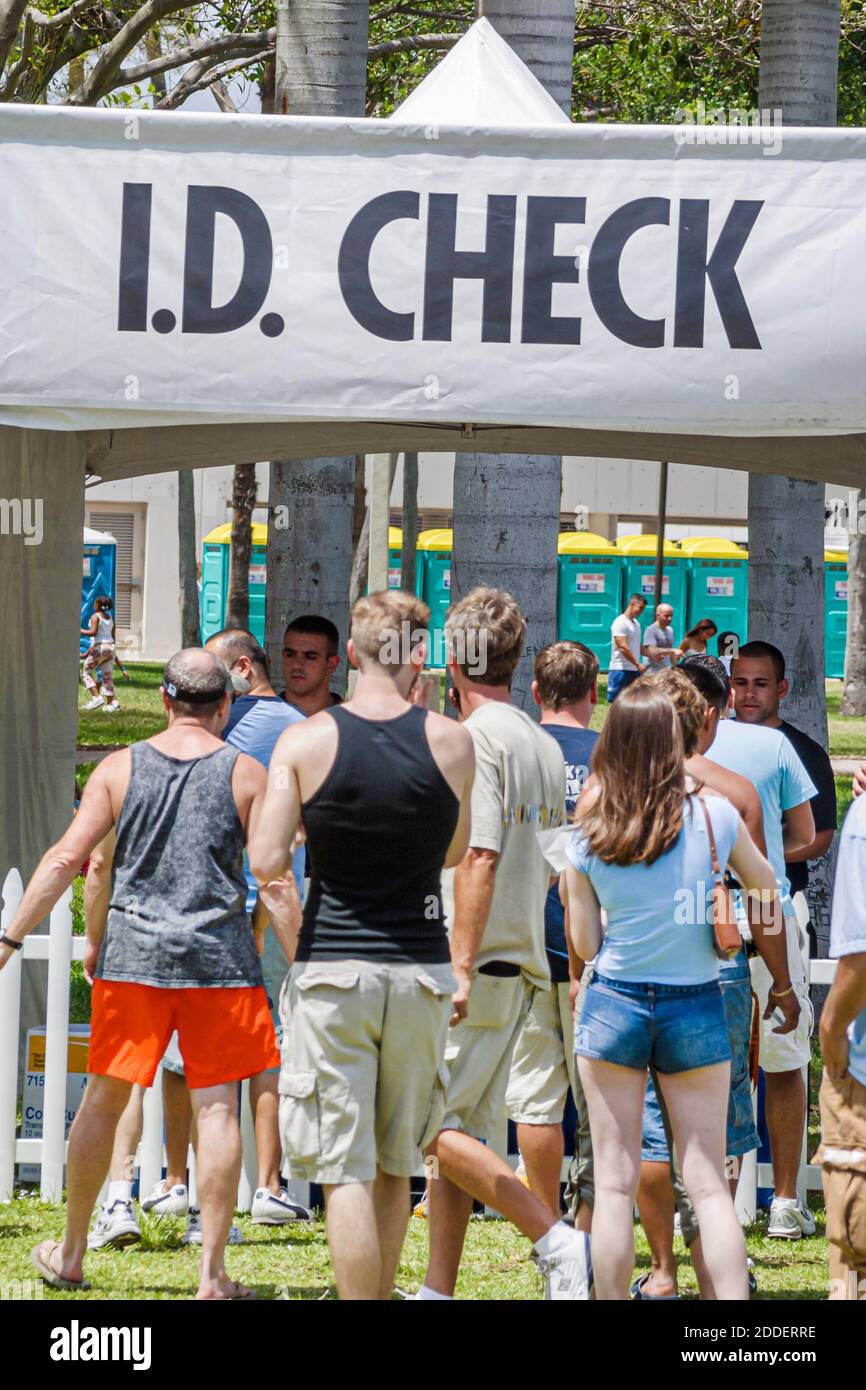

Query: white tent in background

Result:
[389,16,569,127]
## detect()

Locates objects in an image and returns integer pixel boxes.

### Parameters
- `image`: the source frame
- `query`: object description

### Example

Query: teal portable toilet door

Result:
[201,542,229,643]
[246,544,268,648]
[423,552,452,668]
[825,563,848,680]
[687,559,748,644]
[623,559,686,642]
[81,528,117,656]
[556,554,622,673]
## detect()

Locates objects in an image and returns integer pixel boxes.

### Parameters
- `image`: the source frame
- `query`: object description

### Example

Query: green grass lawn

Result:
[0,1197,829,1301]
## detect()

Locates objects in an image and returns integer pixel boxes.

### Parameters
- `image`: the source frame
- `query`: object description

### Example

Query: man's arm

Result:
[781,800,815,858]
[785,828,834,864]
[247,726,302,883]
[820,954,866,1080]
[83,827,115,983]
[241,750,301,962]
[0,762,117,967]
[728,821,799,1034]
[450,848,499,1021]
[613,635,642,670]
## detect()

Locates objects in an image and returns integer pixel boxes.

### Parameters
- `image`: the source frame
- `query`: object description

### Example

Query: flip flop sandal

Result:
[630,1273,678,1301]
[31,1241,91,1291]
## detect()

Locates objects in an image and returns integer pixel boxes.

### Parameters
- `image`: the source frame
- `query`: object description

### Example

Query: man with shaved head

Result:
[1,648,297,1299]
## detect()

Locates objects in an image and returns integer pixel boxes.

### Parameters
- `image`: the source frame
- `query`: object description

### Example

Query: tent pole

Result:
[654,460,668,610]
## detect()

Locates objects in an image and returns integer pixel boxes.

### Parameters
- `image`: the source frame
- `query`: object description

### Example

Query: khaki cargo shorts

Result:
[818,1068,866,1299]
[279,959,454,1185]
[751,914,813,1072]
[440,972,532,1141]
[506,980,576,1125]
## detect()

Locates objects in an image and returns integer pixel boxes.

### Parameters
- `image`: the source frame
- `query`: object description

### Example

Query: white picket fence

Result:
[0,865,838,1221]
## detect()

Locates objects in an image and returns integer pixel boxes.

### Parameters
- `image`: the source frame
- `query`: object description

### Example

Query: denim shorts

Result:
[576,974,731,1075]
[606,669,640,702]
[640,959,758,1161]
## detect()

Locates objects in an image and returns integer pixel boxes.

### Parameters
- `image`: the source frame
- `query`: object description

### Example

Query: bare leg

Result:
[107,1084,145,1183]
[423,1129,559,1296]
[249,1070,281,1194]
[45,1075,132,1282]
[636,1160,678,1296]
[324,1181,381,1300]
[656,1064,747,1301]
[764,1069,806,1198]
[163,1068,192,1189]
[516,1122,563,1216]
[373,1170,411,1299]
[190,1082,244,1300]
[577,1056,646,1300]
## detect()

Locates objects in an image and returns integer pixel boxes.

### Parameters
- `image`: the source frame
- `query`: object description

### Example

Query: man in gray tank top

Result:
[1,650,299,1299]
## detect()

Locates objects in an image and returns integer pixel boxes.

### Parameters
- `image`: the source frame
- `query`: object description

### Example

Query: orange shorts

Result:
[89,980,280,1090]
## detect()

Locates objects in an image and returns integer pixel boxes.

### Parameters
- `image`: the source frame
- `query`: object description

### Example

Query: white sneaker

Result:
[83,695,104,711]
[87,1198,141,1250]
[767,1198,815,1239]
[101,700,120,713]
[538,1229,593,1301]
[250,1188,312,1225]
[182,1207,244,1246]
[140,1181,189,1217]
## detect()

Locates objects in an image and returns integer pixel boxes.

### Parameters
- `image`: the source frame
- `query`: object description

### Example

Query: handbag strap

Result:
[696,795,723,882]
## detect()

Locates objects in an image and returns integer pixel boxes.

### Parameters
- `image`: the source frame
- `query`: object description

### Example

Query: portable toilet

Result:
[200,522,269,646]
[825,549,848,679]
[81,527,117,656]
[417,529,453,667]
[386,527,404,590]
[618,535,686,639]
[680,537,749,648]
[556,532,623,672]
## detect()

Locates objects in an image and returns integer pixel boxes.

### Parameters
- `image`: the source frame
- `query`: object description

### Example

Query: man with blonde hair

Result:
[417,589,594,1301]
[250,590,476,1300]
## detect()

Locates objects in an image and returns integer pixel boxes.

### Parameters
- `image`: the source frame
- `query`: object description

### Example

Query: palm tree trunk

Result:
[749,1,840,747]
[178,469,201,648]
[266,1,369,691]
[752,2,842,967]
[841,499,866,714]
[226,463,257,629]
[451,0,573,713]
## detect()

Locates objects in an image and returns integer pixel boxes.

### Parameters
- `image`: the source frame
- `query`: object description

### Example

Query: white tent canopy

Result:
[1,19,865,482]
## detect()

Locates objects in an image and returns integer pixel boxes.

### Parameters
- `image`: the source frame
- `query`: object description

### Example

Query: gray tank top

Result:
[97,742,263,989]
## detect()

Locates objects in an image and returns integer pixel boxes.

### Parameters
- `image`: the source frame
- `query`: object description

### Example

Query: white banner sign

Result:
[2,106,866,434]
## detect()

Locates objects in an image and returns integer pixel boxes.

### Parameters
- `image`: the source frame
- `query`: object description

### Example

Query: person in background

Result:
[730,640,837,958]
[679,617,718,658]
[642,604,682,673]
[419,588,592,1301]
[688,651,817,1241]
[564,681,793,1301]
[1,651,295,1298]
[818,794,866,1299]
[607,594,647,702]
[81,596,120,713]
[282,614,343,716]
[505,641,599,1218]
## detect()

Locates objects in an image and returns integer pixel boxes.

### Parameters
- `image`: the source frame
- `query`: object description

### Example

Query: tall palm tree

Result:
[752,1,842,957]
[266,0,370,690]
[749,1,841,746]
[451,1,575,712]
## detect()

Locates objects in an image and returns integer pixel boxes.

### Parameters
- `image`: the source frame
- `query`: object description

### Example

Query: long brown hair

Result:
[578,682,686,865]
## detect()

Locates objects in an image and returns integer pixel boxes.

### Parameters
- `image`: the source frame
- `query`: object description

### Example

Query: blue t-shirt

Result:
[566,794,741,985]
[222,695,306,908]
[708,719,817,920]
[542,724,599,983]
[829,793,866,1090]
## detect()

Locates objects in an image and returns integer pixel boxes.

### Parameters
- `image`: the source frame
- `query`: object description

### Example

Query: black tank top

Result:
[296,705,458,964]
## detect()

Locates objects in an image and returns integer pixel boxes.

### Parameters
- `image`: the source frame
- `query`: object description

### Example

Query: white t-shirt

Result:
[829,793,866,1090]
[643,621,675,672]
[609,614,642,671]
[441,702,566,988]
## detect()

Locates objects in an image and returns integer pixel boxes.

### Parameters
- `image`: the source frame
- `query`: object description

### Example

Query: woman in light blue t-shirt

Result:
[564,681,781,1301]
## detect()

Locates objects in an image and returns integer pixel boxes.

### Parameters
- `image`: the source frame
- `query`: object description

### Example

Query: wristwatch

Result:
[0,933,23,951]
